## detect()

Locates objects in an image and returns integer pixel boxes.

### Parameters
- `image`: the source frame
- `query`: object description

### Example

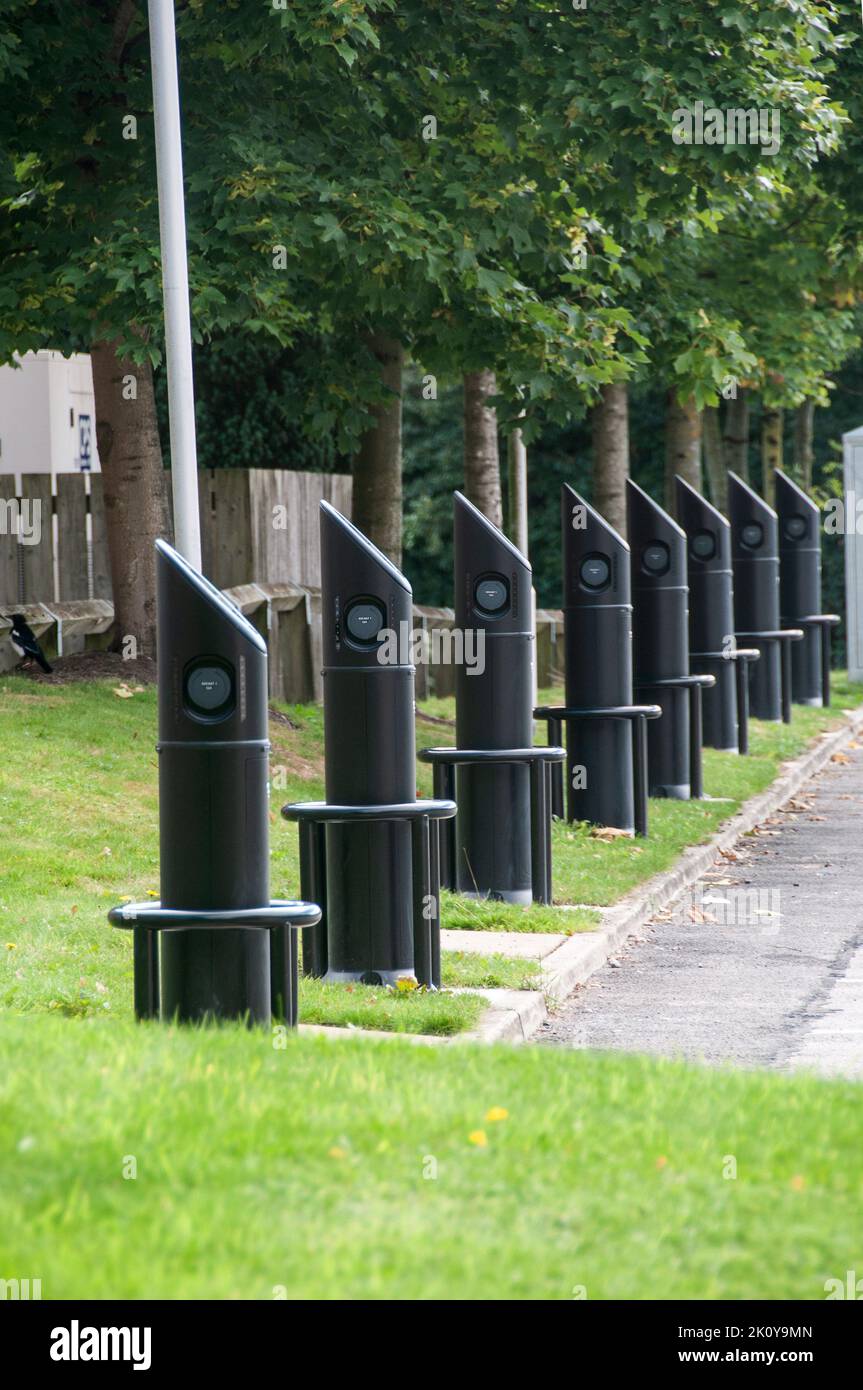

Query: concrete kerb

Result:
[294,706,863,1048]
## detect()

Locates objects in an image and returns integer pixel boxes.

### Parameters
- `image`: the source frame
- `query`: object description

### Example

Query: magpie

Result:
[7,614,53,673]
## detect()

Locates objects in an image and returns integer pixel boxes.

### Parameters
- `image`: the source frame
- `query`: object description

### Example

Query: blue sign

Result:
[78,413,92,471]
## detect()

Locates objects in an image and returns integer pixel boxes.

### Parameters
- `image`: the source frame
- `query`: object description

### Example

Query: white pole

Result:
[148,0,202,570]
[507,413,537,704]
[507,422,529,558]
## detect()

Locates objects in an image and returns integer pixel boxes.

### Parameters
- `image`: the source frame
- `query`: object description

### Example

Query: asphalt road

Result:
[540,737,863,1077]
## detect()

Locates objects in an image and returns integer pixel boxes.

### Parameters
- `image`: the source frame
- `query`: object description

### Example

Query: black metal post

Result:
[547,714,564,819]
[133,927,159,1021]
[781,636,793,725]
[736,655,751,755]
[432,760,456,892]
[429,823,442,989]
[411,815,433,988]
[561,485,635,829]
[319,502,416,984]
[269,923,299,1026]
[675,476,738,751]
[298,819,328,978]
[529,756,551,905]
[821,624,833,708]
[628,480,692,798]
[729,472,782,721]
[689,684,704,800]
[155,540,273,1024]
[633,714,649,836]
[453,492,534,903]
[776,469,824,706]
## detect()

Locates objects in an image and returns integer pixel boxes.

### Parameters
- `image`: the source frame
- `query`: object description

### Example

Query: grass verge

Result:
[1,1016,861,1300]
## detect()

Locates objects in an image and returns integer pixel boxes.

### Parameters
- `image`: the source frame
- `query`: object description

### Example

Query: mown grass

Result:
[1,1015,862,1300]
[439,889,599,934]
[1,673,860,1031]
[0,679,473,1033]
[298,975,484,1035]
[441,950,541,991]
[3,674,863,1299]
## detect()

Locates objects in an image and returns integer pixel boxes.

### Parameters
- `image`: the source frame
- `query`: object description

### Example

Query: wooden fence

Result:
[1,466,563,695]
[0,474,112,607]
[0,467,352,608]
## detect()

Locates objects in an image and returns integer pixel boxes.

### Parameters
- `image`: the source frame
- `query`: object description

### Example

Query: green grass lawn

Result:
[1,1014,861,1300]
[1,673,860,1031]
[2,673,863,1299]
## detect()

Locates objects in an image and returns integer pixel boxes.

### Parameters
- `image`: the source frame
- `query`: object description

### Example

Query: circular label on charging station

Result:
[783,514,808,541]
[474,576,508,614]
[690,530,716,561]
[580,555,610,590]
[642,541,670,575]
[345,600,385,645]
[186,664,233,714]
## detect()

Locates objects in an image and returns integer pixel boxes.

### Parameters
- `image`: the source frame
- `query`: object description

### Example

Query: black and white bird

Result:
[7,614,53,674]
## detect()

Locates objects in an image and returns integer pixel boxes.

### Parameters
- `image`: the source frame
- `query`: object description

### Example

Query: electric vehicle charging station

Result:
[534,485,659,835]
[419,492,563,904]
[283,504,455,986]
[628,480,714,799]
[674,475,762,754]
[728,472,804,722]
[449,492,534,903]
[775,469,838,707]
[109,540,320,1024]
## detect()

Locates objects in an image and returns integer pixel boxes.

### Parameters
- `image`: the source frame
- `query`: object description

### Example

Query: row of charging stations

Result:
[109,470,836,1021]
[546,470,837,835]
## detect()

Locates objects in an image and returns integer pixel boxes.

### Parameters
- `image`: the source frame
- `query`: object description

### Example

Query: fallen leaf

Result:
[590,825,631,842]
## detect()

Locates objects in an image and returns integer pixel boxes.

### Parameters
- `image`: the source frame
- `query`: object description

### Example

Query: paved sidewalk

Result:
[540,739,863,1076]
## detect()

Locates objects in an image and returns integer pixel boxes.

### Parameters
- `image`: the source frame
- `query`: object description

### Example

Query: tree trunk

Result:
[793,399,815,490]
[353,334,404,565]
[90,340,168,659]
[702,404,726,512]
[463,369,502,527]
[761,405,784,506]
[722,388,750,481]
[665,389,702,506]
[591,382,629,537]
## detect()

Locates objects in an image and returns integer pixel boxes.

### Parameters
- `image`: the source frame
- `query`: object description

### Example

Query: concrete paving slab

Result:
[441,928,567,959]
